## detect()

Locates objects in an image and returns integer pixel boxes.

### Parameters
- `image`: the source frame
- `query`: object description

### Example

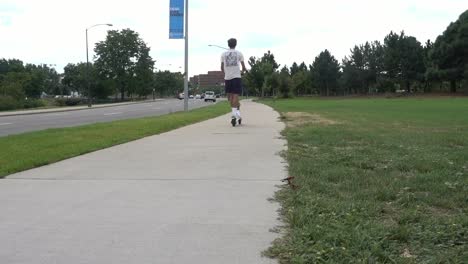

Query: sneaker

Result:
[231,117,236,127]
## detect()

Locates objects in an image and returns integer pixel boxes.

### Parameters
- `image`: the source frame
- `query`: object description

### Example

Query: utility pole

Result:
[183,0,189,111]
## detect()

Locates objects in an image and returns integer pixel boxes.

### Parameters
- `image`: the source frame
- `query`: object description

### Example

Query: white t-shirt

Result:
[221,49,244,80]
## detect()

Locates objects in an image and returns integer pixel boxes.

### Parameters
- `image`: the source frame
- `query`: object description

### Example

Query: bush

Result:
[23,99,46,109]
[54,98,82,106]
[64,98,82,106]
[54,98,66,106]
[0,96,21,111]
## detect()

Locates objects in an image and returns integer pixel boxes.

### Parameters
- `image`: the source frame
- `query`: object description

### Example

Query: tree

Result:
[430,10,468,93]
[290,62,300,76]
[383,31,425,92]
[367,41,385,92]
[244,51,280,97]
[269,71,280,97]
[400,36,425,91]
[244,56,265,96]
[134,45,155,98]
[0,59,26,99]
[1,72,29,99]
[291,68,310,96]
[347,45,367,93]
[261,62,275,97]
[311,50,341,96]
[63,63,88,96]
[289,62,312,96]
[341,56,361,94]
[154,71,183,97]
[423,40,436,92]
[42,67,61,96]
[383,31,401,82]
[260,50,280,71]
[94,29,155,100]
[23,64,60,98]
[278,66,292,98]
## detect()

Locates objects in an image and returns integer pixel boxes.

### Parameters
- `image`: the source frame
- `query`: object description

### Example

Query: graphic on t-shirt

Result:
[226,52,238,67]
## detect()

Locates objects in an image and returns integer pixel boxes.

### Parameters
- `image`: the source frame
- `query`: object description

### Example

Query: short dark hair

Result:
[228,38,237,48]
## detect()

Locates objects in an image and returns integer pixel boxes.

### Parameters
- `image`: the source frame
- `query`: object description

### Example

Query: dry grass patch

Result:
[282,112,338,127]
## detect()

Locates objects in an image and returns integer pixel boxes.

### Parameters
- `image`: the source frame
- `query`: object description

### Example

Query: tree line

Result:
[243,9,468,97]
[1,10,466,110]
[0,29,183,110]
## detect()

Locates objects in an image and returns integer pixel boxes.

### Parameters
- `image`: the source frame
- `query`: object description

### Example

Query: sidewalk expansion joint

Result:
[3,178,280,182]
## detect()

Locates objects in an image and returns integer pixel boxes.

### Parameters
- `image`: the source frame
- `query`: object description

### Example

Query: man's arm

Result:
[221,62,224,73]
[241,61,247,73]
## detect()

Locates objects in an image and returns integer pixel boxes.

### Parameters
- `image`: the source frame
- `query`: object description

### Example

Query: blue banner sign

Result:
[169,0,184,39]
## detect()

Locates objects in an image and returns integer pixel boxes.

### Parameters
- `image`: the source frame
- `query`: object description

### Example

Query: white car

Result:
[204,91,216,102]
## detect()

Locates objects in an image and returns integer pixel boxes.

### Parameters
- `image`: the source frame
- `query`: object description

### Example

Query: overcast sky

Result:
[0,0,466,77]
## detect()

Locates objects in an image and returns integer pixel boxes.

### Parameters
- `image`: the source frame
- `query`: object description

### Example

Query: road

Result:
[0,99,222,137]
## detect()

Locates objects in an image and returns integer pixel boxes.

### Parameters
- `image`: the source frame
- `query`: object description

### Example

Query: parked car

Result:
[178,93,184,100]
[204,91,216,102]
[195,94,201,99]
[189,95,194,99]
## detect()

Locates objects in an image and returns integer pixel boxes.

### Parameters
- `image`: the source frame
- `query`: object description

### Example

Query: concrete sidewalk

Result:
[0,100,286,264]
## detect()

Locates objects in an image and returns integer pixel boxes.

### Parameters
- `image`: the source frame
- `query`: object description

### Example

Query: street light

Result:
[86,23,112,107]
[208,44,229,50]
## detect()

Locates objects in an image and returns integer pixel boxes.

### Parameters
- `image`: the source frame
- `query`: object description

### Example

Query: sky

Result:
[0,0,466,77]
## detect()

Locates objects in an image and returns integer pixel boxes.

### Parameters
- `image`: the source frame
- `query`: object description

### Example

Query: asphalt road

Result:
[0,98,222,137]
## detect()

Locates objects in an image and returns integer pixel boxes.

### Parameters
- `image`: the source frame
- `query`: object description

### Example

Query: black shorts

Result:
[225,78,242,95]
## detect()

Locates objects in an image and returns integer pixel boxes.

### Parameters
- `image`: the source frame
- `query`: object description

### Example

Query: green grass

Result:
[0,102,228,178]
[261,98,468,263]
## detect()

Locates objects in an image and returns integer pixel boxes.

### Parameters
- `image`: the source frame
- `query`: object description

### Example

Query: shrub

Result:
[0,96,21,111]
[55,98,82,106]
[23,99,46,109]
[65,98,82,106]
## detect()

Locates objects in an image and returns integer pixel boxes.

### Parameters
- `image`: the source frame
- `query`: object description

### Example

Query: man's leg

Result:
[231,94,239,108]
[229,93,238,126]
[230,94,237,117]
[232,93,242,124]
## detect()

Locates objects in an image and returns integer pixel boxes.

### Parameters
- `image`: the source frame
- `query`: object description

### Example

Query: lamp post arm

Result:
[87,23,113,30]
[85,23,112,107]
[208,44,229,50]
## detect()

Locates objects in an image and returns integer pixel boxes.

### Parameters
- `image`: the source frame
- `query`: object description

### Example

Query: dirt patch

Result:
[401,248,415,258]
[427,206,456,217]
[282,112,338,127]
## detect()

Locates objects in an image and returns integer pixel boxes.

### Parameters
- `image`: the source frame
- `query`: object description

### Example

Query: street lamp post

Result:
[86,23,112,107]
[183,0,189,111]
[208,44,229,50]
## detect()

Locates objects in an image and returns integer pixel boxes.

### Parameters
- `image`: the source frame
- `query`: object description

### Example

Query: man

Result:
[221,38,247,126]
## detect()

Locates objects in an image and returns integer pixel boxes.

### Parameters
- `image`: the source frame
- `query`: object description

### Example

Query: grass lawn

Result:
[0,102,228,178]
[262,97,468,263]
